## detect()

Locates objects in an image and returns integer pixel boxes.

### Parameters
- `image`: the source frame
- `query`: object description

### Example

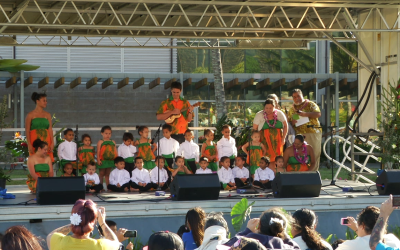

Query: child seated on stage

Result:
[196,157,212,174]
[130,157,153,192]
[232,155,250,188]
[217,125,237,168]
[177,129,199,174]
[218,156,236,190]
[84,161,103,193]
[150,156,169,190]
[157,124,179,168]
[171,156,192,178]
[107,157,131,192]
[274,156,285,173]
[58,128,77,175]
[118,132,137,177]
[253,157,275,189]
[61,163,75,177]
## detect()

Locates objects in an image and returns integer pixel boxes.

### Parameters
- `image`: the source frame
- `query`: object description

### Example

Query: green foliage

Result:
[257,50,281,73]
[245,55,261,73]
[0,148,13,182]
[0,59,40,73]
[0,95,13,145]
[229,61,245,73]
[231,198,255,232]
[389,225,400,240]
[325,233,338,244]
[281,45,316,73]
[331,42,357,73]
[345,227,357,240]
[192,67,209,73]
[128,235,145,250]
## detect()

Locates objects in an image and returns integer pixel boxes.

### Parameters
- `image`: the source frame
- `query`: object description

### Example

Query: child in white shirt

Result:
[196,157,212,174]
[130,157,152,192]
[177,129,199,174]
[253,156,275,189]
[83,161,103,193]
[58,128,77,175]
[232,155,250,188]
[118,132,137,177]
[217,125,237,168]
[150,156,169,190]
[107,157,131,192]
[218,156,236,190]
[157,124,179,168]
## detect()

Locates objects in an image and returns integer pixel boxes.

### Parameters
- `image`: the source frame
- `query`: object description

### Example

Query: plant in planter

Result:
[0,95,15,188]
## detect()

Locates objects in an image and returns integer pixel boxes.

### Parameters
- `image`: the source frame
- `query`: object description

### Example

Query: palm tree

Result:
[211,39,227,119]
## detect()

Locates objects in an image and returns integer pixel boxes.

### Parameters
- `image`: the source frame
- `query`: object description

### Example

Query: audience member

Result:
[106,220,133,250]
[177,225,190,239]
[331,239,345,250]
[1,225,43,250]
[146,231,184,250]
[197,212,229,250]
[183,207,206,250]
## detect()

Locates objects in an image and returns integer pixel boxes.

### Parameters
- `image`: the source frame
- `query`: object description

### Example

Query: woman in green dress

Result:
[283,134,316,172]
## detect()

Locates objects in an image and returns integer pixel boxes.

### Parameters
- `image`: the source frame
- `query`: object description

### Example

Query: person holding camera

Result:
[47,199,121,250]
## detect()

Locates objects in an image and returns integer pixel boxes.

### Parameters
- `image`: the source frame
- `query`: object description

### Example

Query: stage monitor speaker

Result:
[272,171,322,198]
[376,170,400,195]
[170,174,220,201]
[36,177,86,205]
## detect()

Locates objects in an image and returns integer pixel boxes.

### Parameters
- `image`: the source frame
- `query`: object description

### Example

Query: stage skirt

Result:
[260,120,284,162]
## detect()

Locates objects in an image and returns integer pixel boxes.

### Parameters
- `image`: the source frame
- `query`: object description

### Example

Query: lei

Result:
[294,142,309,164]
[293,99,309,111]
[263,110,278,128]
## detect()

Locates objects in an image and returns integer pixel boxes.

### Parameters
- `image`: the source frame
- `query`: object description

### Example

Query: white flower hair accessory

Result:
[269,217,284,226]
[70,213,82,226]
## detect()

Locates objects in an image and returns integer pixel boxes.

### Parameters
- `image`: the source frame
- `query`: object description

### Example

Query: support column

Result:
[13,83,18,128]
[20,70,24,132]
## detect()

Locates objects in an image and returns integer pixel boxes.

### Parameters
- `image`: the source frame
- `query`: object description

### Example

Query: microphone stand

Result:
[320,125,342,188]
[75,124,80,177]
[244,126,257,192]
[152,124,163,191]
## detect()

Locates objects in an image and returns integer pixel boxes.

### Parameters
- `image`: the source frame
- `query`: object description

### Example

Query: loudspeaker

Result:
[272,171,322,198]
[36,177,86,205]
[170,174,220,201]
[376,170,400,195]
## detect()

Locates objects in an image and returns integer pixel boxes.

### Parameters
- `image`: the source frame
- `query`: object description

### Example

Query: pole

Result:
[20,70,24,132]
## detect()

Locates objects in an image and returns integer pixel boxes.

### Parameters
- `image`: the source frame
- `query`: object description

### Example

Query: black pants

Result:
[220,182,235,190]
[171,134,185,144]
[107,183,130,192]
[124,162,135,177]
[235,178,250,188]
[165,158,174,168]
[130,182,153,192]
[253,180,272,189]
[86,184,103,193]
[187,160,197,174]
[230,158,235,169]
[151,181,169,190]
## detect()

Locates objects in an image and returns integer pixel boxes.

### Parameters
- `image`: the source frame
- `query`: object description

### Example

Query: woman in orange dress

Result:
[283,134,316,172]
[25,92,54,162]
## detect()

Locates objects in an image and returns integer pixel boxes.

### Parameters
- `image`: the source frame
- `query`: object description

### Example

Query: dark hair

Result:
[175,155,184,162]
[266,94,280,109]
[260,156,270,165]
[199,157,209,163]
[171,81,182,90]
[101,126,112,133]
[291,89,303,96]
[357,206,381,234]
[81,134,91,142]
[251,130,261,136]
[275,156,284,162]
[292,208,328,250]
[155,156,165,163]
[204,129,214,136]
[184,129,193,135]
[87,161,96,167]
[105,220,117,228]
[185,207,206,247]
[220,156,230,163]
[295,134,305,143]
[64,162,73,169]
[264,98,276,107]
[259,208,288,239]
[135,156,144,163]
[177,225,190,238]
[123,132,134,141]
[1,225,43,250]
[331,239,345,250]
[31,92,47,104]
[33,139,47,152]
[162,124,173,132]
[136,126,148,135]
[114,156,125,164]
[63,128,74,136]
[71,199,98,236]
[204,212,229,236]
[236,155,246,162]
[222,124,231,131]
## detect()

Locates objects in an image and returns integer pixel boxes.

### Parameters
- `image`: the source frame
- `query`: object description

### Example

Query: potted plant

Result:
[0,95,15,188]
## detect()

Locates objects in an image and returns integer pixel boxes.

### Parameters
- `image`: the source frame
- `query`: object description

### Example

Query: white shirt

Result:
[217,136,237,158]
[83,173,100,185]
[58,140,77,161]
[232,166,249,179]
[109,168,130,186]
[177,140,200,162]
[254,167,275,181]
[196,168,212,174]
[150,167,169,183]
[131,168,151,184]
[336,234,400,250]
[218,167,234,184]
[293,236,332,250]
[118,143,137,159]
[157,137,179,156]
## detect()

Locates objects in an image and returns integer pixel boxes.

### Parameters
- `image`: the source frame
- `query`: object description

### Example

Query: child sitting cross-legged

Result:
[253,156,275,189]
[196,157,212,174]
[232,155,250,188]
[130,157,153,192]
[150,156,170,190]
[83,161,103,193]
[107,156,131,192]
[218,156,236,190]
[60,162,75,177]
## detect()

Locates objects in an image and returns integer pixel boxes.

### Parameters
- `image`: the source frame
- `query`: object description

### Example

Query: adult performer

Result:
[253,98,288,164]
[283,134,316,172]
[25,92,54,162]
[287,89,321,171]
[156,82,194,144]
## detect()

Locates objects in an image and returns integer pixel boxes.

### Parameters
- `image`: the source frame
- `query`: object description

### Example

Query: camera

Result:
[124,230,137,238]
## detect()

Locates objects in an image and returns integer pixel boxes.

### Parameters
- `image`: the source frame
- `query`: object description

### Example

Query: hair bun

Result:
[136,125,140,130]
[32,139,42,148]
[31,92,39,102]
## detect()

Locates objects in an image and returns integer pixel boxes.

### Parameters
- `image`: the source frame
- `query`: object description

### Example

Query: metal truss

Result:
[0,0,398,49]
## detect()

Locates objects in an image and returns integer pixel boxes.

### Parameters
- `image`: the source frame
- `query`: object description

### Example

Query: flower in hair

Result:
[70,213,82,226]
[269,217,284,226]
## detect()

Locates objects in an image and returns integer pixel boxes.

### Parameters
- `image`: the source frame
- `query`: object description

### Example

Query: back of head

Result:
[259,208,288,239]
[70,199,98,236]
[186,207,206,247]
[204,212,229,236]
[357,206,380,234]
[31,92,47,104]
[231,237,267,250]
[1,225,43,250]
[148,231,184,250]
[33,139,47,152]
[292,208,327,250]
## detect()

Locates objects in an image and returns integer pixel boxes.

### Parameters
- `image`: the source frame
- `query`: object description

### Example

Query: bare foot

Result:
[108,189,113,192]
[89,189,95,193]
[124,187,129,192]
[130,188,139,192]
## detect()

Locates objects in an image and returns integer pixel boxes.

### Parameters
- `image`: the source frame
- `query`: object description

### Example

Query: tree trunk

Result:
[211,39,227,119]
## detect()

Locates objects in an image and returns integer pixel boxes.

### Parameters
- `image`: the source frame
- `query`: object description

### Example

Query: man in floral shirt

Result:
[288,89,322,171]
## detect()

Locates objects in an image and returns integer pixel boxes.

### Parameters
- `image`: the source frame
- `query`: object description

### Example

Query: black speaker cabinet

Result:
[272,171,322,198]
[170,174,220,201]
[376,170,400,195]
[36,177,86,205]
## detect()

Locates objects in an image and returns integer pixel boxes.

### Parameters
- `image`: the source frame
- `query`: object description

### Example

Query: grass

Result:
[319,166,378,183]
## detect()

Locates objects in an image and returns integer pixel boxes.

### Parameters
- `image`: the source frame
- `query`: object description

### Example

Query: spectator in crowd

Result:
[146,231,184,250]
[47,199,120,250]
[182,207,206,250]
[1,225,43,250]
[106,220,133,250]
[370,195,400,250]
[337,204,400,250]
[291,208,332,250]
[331,240,345,250]
[196,212,229,250]
[177,225,190,239]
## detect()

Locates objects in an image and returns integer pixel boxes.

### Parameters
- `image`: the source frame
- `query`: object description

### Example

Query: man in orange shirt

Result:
[156,82,194,144]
